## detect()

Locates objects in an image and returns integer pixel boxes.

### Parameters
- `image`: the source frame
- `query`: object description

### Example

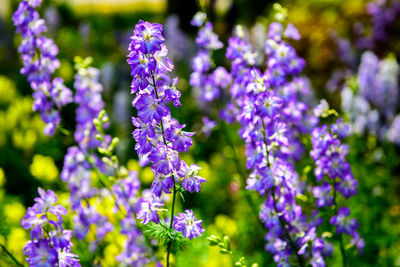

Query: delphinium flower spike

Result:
[61,59,113,251]
[13,0,72,135]
[21,188,80,266]
[190,12,231,108]
[340,51,399,144]
[127,20,207,266]
[310,116,364,263]
[221,6,329,265]
[62,58,156,263]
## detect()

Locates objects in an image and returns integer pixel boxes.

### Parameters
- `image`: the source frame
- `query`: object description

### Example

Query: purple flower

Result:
[200,117,217,137]
[177,162,206,193]
[246,167,274,195]
[58,250,81,267]
[212,67,232,88]
[114,171,141,213]
[387,115,400,145]
[164,122,195,153]
[136,191,164,224]
[335,174,358,198]
[191,15,224,106]
[128,22,207,257]
[51,77,73,107]
[196,22,223,50]
[148,142,181,175]
[350,233,365,254]
[151,174,174,197]
[284,23,300,40]
[163,77,181,107]
[133,93,170,123]
[191,12,206,27]
[331,118,350,138]
[73,66,106,151]
[192,50,211,72]
[130,20,165,54]
[33,188,67,216]
[127,52,157,78]
[330,207,359,235]
[312,182,333,208]
[23,239,58,266]
[173,210,204,239]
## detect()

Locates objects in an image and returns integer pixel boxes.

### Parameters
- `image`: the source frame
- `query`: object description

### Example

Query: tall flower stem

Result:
[262,120,306,267]
[0,243,24,267]
[150,72,178,267]
[166,182,177,267]
[332,181,348,267]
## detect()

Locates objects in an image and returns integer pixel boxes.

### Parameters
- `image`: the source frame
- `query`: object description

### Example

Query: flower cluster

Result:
[358,51,398,118]
[13,0,72,135]
[128,20,205,239]
[190,12,229,107]
[21,188,80,267]
[311,119,363,252]
[61,62,113,250]
[341,51,400,144]
[192,4,363,262]
[74,61,106,151]
[357,0,400,49]
[221,19,330,265]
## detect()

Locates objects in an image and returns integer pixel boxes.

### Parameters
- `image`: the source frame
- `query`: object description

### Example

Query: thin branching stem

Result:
[151,71,178,267]
[166,181,177,267]
[332,180,348,267]
[0,243,24,267]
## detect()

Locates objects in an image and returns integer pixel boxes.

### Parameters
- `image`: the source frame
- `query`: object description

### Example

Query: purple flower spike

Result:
[22,187,81,266]
[13,0,72,135]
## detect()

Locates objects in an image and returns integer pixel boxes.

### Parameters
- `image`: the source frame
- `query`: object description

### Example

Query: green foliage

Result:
[143,221,186,254]
[94,110,120,169]
[207,234,258,267]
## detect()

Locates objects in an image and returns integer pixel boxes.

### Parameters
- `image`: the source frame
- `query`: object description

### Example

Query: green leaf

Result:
[207,235,221,246]
[143,222,186,254]
[223,236,230,249]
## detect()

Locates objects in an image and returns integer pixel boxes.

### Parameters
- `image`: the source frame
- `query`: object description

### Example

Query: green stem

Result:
[150,71,178,267]
[0,243,24,267]
[332,181,348,267]
[166,181,177,267]
[151,72,168,146]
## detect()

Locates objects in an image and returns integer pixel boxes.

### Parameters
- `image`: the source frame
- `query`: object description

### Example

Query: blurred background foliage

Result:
[0,0,400,266]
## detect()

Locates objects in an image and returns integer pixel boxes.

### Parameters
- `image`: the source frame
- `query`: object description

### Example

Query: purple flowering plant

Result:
[191,4,363,267]
[4,0,372,266]
[13,0,72,136]
[127,20,207,266]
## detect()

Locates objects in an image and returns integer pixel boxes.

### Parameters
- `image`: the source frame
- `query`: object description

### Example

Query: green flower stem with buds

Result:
[207,235,258,267]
